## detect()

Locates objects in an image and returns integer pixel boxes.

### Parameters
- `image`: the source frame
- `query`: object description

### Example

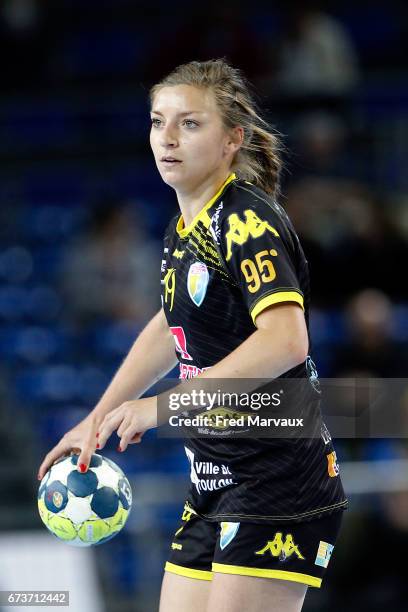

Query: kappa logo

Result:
[225,210,280,261]
[315,541,334,568]
[255,533,305,561]
[220,522,240,550]
[187,261,209,307]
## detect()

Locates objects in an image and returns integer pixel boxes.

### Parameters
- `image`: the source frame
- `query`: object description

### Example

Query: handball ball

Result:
[37,454,132,546]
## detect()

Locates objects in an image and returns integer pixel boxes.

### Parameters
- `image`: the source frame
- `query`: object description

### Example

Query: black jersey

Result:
[160,173,347,524]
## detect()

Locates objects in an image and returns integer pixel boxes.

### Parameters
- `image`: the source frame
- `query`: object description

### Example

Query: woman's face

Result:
[150,85,239,194]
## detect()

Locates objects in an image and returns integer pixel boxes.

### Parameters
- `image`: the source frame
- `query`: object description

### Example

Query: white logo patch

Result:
[187,261,209,307]
[220,522,240,550]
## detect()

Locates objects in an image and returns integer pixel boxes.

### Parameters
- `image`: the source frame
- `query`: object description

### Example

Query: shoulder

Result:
[163,213,180,242]
[215,179,296,242]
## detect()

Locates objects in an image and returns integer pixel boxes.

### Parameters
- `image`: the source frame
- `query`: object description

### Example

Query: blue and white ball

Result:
[37,454,132,546]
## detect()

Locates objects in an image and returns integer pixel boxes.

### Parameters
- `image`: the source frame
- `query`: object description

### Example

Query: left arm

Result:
[97,302,308,450]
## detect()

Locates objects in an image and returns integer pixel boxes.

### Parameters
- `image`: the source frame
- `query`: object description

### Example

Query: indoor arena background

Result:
[0,1,408,610]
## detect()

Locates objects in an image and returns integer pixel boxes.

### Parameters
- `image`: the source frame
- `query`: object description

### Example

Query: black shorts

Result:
[165,503,344,588]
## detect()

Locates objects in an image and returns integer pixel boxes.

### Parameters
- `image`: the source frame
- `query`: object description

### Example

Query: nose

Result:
[161,124,178,148]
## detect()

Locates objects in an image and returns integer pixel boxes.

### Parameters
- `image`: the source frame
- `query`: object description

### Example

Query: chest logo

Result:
[187,261,209,307]
[225,210,280,261]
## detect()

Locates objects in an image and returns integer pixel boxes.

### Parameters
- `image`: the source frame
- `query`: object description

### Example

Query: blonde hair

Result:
[149,59,283,196]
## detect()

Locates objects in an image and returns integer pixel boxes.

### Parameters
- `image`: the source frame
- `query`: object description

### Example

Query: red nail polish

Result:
[96,432,99,438]
[79,463,87,473]
[96,443,100,449]
[117,445,122,452]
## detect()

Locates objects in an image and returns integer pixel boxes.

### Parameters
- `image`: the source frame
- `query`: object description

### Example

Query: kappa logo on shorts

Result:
[255,533,305,562]
[315,541,334,568]
[220,522,240,550]
[187,261,209,307]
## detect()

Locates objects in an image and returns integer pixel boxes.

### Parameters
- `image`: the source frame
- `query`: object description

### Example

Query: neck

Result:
[176,168,232,228]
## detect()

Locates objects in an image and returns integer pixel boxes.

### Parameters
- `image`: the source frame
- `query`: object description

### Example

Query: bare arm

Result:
[38,308,177,478]
[92,307,177,420]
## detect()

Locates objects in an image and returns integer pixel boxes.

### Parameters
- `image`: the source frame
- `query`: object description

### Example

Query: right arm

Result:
[38,308,177,478]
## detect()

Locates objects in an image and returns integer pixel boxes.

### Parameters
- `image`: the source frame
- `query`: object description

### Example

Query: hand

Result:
[37,413,101,480]
[97,397,157,453]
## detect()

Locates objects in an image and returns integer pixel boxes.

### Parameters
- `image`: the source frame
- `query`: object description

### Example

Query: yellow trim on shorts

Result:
[212,563,322,588]
[251,291,304,324]
[165,562,213,581]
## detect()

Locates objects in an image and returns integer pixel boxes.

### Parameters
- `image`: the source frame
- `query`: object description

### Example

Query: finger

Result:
[118,425,141,452]
[117,417,131,439]
[129,432,144,444]
[77,426,99,473]
[98,412,124,449]
[37,439,70,480]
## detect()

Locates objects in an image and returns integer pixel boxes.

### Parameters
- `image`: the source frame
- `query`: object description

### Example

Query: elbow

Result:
[287,334,309,370]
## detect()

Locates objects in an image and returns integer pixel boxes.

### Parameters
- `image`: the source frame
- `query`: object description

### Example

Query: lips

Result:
[161,156,181,162]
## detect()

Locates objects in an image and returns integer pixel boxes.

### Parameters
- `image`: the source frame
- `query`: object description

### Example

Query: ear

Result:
[224,126,244,156]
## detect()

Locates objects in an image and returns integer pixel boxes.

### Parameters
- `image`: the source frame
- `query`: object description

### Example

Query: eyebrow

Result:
[150,110,204,116]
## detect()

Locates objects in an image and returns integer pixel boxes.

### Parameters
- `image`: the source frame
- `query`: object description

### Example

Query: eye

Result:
[183,119,198,128]
[151,118,162,128]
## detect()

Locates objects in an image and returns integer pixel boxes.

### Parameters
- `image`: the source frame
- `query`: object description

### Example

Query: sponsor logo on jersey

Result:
[224,210,280,261]
[200,407,252,430]
[184,447,235,495]
[220,522,240,550]
[306,356,321,393]
[315,541,334,568]
[321,422,332,445]
[327,451,340,477]
[171,542,182,550]
[209,201,224,245]
[255,533,305,561]
[187,261,209,307]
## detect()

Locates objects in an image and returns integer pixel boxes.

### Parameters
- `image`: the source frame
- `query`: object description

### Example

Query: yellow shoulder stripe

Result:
[251,291,304,324]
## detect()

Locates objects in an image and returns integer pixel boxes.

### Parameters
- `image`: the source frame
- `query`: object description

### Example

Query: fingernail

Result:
[96,432,99,438]
[79,463,87,473]
[117,445,122,452]
[37,473,41,481]
[96,443,100,449]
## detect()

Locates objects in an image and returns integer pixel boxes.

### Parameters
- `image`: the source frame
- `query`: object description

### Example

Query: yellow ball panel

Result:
[47,515,77,541]
[106,506,129,533]
[78,518,110,544]
[37,498,49,526]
